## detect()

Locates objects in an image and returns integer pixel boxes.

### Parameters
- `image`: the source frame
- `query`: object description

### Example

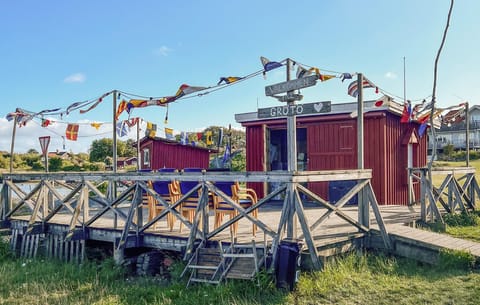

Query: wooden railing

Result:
[0,170,391,269]
[408,167,479,223]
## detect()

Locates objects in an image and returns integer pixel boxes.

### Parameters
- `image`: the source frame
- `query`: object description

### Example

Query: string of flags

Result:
[5,56,466,146]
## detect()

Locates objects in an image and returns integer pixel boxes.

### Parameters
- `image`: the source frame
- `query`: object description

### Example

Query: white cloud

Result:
[384,72,397,79]
[153,46,173,57]
[64,73,86,83]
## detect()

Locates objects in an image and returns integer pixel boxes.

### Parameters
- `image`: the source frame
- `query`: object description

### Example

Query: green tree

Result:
[89,138,113,162]
[89,138,137,162]
[442,144,455,160]
[49,157,63,172]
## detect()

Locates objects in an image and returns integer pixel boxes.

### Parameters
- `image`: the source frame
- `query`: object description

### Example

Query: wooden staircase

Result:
[182,240,266,287]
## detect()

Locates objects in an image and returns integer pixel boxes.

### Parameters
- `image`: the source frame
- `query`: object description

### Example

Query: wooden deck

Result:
[3,169,480,269]
[10,203,480,264]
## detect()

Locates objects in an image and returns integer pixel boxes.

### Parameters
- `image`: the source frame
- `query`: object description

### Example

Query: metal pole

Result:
[9,115,18,174]
[466,102,470,167]
[357,73,364,169]
[113,90,118,173]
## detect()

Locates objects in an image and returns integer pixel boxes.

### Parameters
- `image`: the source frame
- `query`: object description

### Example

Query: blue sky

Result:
[0,0,478,153]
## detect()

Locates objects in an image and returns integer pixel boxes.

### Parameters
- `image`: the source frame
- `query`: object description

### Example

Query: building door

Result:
[266,128,307,198]
[307,121,357,197]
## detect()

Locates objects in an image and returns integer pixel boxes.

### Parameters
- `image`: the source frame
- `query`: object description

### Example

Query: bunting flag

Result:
[115,100,128,120]
[218,77,242,85]
[65,124,79,141]
[417,112,431,137]
[400,101,412,123]
[165,127,174,140]
[340,73,353,82]
[5,112,17,121]
[197,132,203,141]
[205,131,213,145]
[222,144,231,166]
[36,108,61,116]
[116,121,129,137]
[173,84,208,100]
[180,131,187,145]
[90,122,102,130]
[66,101,86,115]
[217,128,223,148]
[296,65,313,78]
[126,98,169,113]
[347,78,376,98]
[319,74,335,82]
[79,92,111,114]
[260,56,282,77]
[145,122,157,138]
[374,95,392,107]
[125,117,139,127]
[41,119,52,127]
[15,112,32,127]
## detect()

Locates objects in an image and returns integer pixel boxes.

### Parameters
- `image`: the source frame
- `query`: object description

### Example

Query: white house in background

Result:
[429,105,480,152]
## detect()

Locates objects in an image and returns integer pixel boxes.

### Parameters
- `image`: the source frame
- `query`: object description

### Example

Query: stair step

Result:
[190,278,220,284]
[188,265,218,270]
[224,253,255,258]
[198,247,222,254]
[226,272,255,280]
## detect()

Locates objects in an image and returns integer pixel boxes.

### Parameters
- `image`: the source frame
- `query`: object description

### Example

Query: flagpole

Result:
[466,102,470,167]
[403,57,406,106]
[9,115,18,174]
[112,90,117,173]
[136,118,140,171]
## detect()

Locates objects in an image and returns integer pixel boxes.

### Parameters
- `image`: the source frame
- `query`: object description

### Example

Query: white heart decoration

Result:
[314,103,323,112]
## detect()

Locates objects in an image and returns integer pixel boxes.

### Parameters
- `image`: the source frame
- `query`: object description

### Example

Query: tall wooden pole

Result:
[136,118,140,171]
[357,73,369,228]
[9,115,18,174]
[112,90,118,173]
[466,102,470,167]
[357,73,364,169]
[286,58,297,239]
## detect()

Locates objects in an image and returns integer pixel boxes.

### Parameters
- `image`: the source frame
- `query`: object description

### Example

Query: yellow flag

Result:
[205,131,213,145]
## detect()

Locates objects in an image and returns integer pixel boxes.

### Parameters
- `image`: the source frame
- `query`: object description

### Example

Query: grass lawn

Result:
[0,239,479,305]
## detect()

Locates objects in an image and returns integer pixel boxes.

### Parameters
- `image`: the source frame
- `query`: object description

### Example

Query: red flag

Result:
[66,124,79,141]
[197,132,203,141]
[400,102,412,123]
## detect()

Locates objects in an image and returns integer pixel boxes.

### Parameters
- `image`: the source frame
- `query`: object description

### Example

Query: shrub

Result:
[443,212,480,227]
[438,249,477,270]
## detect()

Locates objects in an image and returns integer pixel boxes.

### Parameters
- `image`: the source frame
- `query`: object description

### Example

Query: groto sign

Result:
[257,101,331,118]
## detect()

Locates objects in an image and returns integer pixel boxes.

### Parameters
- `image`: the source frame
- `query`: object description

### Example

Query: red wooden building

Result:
[235,100,428,205]
[138,136,213,171]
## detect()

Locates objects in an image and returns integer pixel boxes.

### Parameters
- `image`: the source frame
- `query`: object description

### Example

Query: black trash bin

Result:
[275,239,303,291]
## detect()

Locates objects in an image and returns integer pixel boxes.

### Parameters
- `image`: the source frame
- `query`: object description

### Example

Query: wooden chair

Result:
[232,182,258,236]
[178,168,203,229]
[148,168,178,230]
[213,181,238,236]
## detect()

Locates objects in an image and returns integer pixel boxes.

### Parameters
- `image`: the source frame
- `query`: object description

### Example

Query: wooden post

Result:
[286,58,297,239]
[465,102,470,167]
[136,118,140,171]
[357,73,364,170]
[112,90,118,173]
[9,115,18,174]
[357,73,369,228]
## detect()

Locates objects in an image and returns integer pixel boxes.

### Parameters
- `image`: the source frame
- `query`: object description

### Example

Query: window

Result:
[143,148,150,166]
